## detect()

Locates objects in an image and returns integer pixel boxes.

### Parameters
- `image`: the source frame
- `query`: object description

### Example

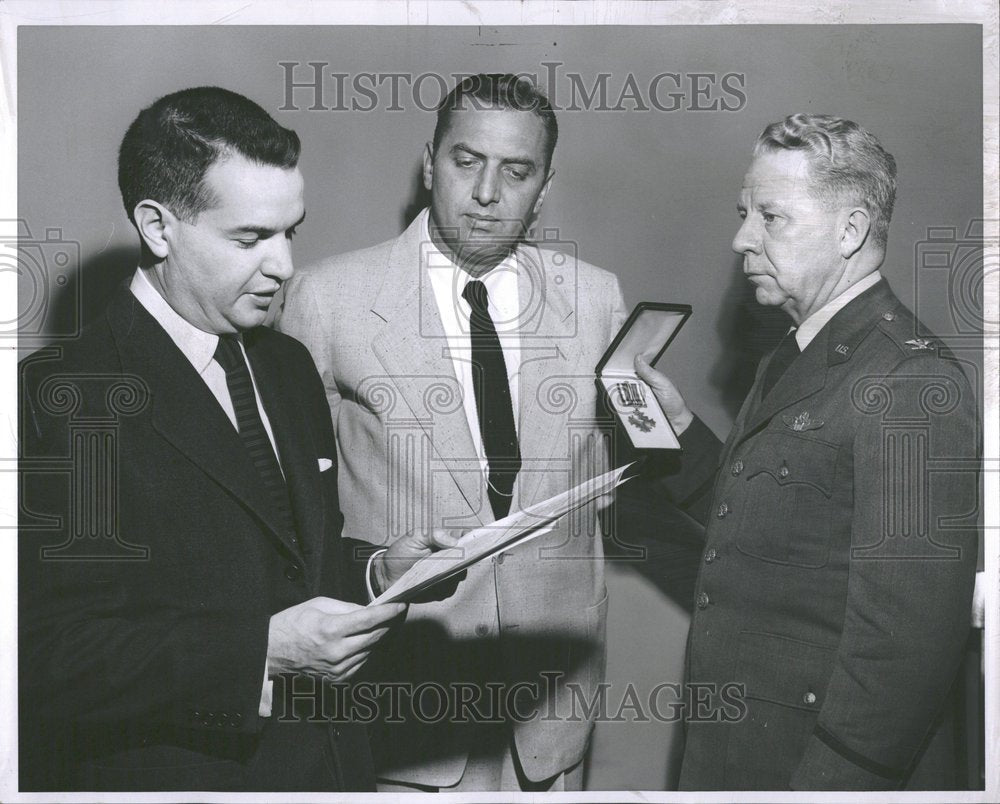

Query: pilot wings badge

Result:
[781,411,825,432]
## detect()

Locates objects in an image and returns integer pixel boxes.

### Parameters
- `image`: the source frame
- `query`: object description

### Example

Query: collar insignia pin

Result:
[905,338,934,351]
[834,343,849,355]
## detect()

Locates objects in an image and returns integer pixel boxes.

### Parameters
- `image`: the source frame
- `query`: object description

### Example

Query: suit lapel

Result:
[244,331,318,567]
[514,243,583,507]
[107,287,303,559]
[370,215,485,521]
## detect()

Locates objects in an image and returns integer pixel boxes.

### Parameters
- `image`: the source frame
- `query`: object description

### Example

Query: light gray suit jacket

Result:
[277,210,628,785]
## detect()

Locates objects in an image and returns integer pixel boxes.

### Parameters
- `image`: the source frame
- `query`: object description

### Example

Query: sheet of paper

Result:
[369,463,635,605]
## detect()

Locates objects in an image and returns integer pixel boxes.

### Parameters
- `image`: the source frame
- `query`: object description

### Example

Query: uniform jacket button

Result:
[704,547,717,563]
[717,502,729,518]
[778,465,790,479]
[284,564,302,582]
[731,460,744,476]
[803,691,817,705]
[696,592,710,609]
[475,624,489,636]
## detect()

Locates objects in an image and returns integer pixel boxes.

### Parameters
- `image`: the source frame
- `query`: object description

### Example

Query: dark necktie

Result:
[761,329,800,399]
[214,334,296,539]
[462,280,521,521]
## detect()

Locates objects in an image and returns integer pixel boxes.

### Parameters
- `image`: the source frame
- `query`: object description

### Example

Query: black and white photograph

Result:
[1,1,996,801]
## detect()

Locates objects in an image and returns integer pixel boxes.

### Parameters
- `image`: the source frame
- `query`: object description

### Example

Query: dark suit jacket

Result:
[624,280,978,790]
[18,284,375,791]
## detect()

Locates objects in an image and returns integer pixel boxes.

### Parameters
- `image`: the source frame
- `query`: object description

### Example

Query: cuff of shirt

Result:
[366,548,389,602]
[259,662,273,717]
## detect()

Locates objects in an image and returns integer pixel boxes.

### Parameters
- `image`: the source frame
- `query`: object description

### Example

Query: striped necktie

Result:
[213,334,296,540]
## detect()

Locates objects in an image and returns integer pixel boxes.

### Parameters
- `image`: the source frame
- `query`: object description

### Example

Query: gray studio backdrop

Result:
[18,24,983,790]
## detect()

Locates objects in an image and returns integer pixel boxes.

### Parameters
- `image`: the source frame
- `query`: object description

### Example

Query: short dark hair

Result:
[432,74,558,170]
[117,86,300,224]
[754,113,897,249]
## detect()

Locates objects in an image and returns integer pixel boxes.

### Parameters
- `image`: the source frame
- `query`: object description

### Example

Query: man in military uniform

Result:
[631,113,978,790]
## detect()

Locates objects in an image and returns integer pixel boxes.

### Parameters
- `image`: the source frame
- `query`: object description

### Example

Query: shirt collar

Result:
[421,208,519,298]
[795,270,882,350]
[129,267,221,375]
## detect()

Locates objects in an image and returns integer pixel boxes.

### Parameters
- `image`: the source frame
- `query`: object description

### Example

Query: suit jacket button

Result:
[704,547,717,563]
[285,564,302,581]
[803,691,817,705]
[476,624,489,636]
[696,592,710,609]
[717,503,729,518]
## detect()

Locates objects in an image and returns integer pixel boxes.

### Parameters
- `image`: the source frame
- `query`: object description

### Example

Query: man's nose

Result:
[263,236,295,282]
[732,216,759,254]
[472,167,500,206]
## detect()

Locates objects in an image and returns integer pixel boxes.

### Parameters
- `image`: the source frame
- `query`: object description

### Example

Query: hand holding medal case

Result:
[596,302,692,451]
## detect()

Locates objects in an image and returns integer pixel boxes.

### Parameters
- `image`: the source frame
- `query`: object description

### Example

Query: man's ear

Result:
[133,200,173,260]
[839,206,871,259]
[532,168,555,218]
[422,143,434,192]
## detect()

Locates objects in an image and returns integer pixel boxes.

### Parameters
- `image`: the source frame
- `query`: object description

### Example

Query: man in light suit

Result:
[18,86,446,792]
[278,73,628,791]
[629,114,978,790]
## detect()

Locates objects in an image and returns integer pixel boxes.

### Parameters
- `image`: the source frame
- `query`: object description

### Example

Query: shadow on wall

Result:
[38,244,139,348]
[709,255,789,419]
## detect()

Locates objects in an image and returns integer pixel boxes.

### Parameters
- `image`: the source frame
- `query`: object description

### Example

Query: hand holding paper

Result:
[369,463,635,605]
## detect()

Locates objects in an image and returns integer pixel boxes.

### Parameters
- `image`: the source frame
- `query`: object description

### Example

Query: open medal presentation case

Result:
[595,302,692,452]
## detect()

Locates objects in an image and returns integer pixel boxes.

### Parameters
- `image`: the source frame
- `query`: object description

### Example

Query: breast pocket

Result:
[735,433,839,568]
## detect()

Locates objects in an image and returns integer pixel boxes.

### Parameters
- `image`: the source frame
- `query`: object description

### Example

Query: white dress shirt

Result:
[129,268,283,470]
[794,270,883,350]
[129,267,279,716]
[422,210,522,480]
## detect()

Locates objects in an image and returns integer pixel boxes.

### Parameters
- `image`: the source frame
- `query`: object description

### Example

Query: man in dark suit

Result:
[630,114,979,790]
[18,86,448,792]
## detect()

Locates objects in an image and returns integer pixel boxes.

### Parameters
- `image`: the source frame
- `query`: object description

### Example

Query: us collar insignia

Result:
[782,411,825,432]
[905,338,934,351]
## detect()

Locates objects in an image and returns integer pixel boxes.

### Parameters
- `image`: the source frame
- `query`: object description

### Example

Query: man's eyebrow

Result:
[450,143,537,170]
[228,210,306,236]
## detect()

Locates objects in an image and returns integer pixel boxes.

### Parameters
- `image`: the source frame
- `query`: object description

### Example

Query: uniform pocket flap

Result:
[736,631,834,712]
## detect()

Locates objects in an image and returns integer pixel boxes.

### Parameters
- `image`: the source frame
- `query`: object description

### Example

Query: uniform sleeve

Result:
[791,355,979,789]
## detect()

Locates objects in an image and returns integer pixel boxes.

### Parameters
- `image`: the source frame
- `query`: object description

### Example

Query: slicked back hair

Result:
[118,86,300,224]
[432,73,558,171]
[754,113,897,249]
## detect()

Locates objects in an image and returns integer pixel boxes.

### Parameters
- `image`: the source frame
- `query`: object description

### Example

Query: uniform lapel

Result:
[369,215,485,522]
[107,287,303,559]
[739,279,897,443]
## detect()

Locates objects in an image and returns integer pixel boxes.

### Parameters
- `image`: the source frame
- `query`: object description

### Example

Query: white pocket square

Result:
[318,458,333,472]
